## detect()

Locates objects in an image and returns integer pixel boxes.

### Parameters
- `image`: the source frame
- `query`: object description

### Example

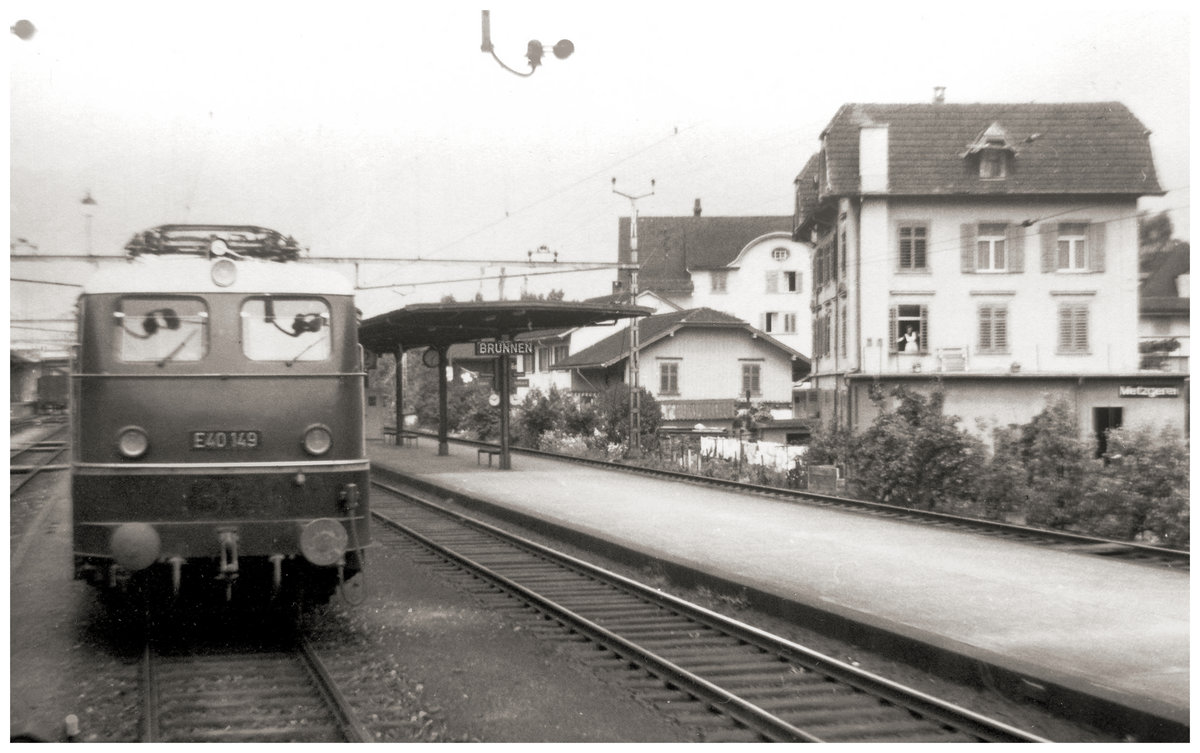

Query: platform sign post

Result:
[477,339,531,470]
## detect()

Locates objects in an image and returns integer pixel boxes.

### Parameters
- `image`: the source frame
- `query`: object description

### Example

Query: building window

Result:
[659,361,679,395]
[1057,223,1088,270]
[977,224,1007,272]
[889,304,928,353]
[771,247,790,261]
[978,304,1009,353]
[1058,303,1089,353]
[840,303,848,358]
[740,362,762,397]
[763,312,797,334]
[711,270,728,293]
[979,150,1007,179]
[551,344,569,364]
[784,271,800,292]
[898,224,928,270]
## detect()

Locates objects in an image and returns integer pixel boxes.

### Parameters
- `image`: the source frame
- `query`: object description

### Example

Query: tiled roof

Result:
[816,102,1163,197]
[659,399,737,421]
[555,307,808,372]
[617,216,793,293]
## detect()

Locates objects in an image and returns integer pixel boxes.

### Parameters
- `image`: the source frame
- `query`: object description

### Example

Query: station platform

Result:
[366,440,1189,740]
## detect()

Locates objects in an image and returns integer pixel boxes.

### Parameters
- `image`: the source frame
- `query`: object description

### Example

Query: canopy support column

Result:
[496,340,512,470]
[437,346,449,456]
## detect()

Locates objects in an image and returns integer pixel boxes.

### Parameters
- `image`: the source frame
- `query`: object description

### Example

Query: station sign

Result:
[475,340,533,356]
[1118,385,1180,398]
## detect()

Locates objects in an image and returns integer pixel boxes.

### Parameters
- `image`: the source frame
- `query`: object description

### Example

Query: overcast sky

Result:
[6,1,1192,346]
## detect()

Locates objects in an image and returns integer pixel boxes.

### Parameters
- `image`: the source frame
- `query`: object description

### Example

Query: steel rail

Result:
[140,638,367,742]
[297,636,372,743]
[371,481,1048,743]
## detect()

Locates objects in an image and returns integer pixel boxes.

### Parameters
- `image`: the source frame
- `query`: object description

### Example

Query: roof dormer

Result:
[963,122,1016,179]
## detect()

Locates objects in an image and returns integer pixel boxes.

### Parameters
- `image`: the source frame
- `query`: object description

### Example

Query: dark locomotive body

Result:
[71,226,370,606]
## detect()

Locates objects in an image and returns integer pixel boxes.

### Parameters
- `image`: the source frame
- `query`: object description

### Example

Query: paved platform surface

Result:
[368,440,1189,729]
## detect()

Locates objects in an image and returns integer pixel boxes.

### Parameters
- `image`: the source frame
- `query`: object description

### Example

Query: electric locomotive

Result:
[71,225,370,606]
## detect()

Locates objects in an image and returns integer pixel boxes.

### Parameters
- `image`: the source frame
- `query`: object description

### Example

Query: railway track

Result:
[370,479,1048,743]
[141,634,369,743]
[10,423,70,496]
[441,435,1188,571]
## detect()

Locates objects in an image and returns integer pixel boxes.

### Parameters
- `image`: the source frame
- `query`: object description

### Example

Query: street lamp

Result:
[480,10,573,78]
[10,20,35,40]
[81,191,97,255]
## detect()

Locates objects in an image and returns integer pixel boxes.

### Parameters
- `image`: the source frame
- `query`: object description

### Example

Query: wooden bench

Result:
[382,427,419,446]
[477,447,502,466]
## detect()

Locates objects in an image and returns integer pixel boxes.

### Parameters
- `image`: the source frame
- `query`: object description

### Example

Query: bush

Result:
[1094,425,1190,546]
[850,386,985,511]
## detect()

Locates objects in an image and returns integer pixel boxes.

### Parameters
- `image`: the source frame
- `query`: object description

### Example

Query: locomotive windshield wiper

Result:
[285,334,328,367]
[157,329,198,367]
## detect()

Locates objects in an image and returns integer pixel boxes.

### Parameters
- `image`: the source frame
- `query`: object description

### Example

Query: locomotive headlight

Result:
[302,424,333,456]
[116,426,149,459]
[211,258,237,287]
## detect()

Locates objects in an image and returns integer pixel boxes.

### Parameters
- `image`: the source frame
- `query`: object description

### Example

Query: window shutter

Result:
[1075,306,1089,350]
[888,307,898,353]
[1058,307,1072,351]
[919,305,929,352]
[1007,223,1025,273]
[979,307,993,350]
[765,271,778,293]
[1087,222,1105,272]
[995,307,1008,350]
[961,223,977,273]
[1040,223,1056,272]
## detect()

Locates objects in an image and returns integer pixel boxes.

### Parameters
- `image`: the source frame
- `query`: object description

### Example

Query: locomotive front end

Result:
[71,226,371,607]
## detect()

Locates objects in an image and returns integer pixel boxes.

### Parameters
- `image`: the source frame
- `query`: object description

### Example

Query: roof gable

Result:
[555,307,807,370]
[818,102,1162,197]
[617,216,794,292]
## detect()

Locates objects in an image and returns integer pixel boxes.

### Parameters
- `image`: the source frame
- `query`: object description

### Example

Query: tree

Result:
[519,289,566,301]
[595,383,661,449]
[1138,210,1175,255]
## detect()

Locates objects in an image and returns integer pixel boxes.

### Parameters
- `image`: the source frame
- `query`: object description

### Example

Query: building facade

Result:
[794,100,1187,452]
[616,207,813,358]
[553,307,809,435]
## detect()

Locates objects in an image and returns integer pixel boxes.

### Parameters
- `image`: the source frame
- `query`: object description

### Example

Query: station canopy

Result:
[359,300,652,353]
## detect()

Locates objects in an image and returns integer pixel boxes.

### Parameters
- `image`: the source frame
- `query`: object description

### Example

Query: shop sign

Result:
[1118,385,1180,398]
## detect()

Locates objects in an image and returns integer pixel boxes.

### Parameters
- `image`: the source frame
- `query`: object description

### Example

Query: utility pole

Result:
[612,177,654,457]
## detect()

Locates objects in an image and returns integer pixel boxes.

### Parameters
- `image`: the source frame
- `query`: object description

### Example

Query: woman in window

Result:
[898,326,920,353]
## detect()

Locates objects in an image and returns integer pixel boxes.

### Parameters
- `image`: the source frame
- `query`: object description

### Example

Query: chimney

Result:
[933,86,946,104]
[693,198,702,217]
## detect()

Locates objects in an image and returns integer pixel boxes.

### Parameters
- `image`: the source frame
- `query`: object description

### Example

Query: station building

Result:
[793,98,1188,454]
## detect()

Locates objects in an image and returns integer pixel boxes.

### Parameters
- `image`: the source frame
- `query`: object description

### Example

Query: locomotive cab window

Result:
[115,297,209,363]
[241,297,331,362]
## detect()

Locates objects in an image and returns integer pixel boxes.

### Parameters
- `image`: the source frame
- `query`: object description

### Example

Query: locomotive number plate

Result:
[191,430,261,450]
